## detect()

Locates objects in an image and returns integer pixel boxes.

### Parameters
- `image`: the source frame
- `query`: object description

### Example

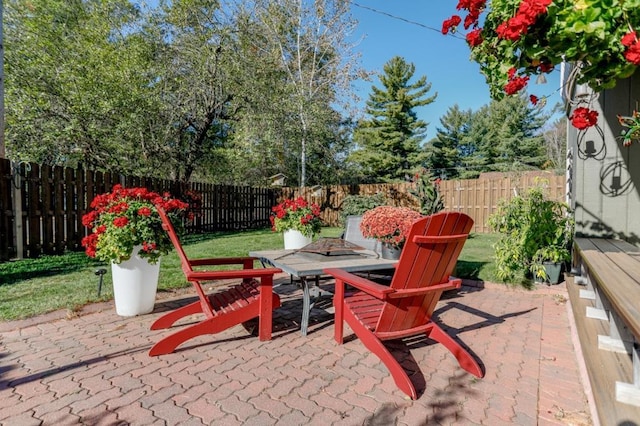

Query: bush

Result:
[488,184,574,283]
[339,193,388,225]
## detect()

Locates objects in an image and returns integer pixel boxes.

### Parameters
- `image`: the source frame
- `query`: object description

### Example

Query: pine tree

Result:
[424,104,473,179]
[350,56,436,182]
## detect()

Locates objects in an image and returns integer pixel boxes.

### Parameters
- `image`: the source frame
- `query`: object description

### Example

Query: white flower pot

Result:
[111,246,160,316]
[283,229,312,250]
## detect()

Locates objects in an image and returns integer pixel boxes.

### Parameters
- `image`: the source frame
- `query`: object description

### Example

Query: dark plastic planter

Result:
[543,262,563,285]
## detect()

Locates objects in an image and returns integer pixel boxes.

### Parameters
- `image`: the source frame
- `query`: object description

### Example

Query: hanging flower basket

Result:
[443,0,640,134]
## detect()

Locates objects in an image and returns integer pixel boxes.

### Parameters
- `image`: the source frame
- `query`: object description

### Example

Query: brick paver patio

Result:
[0,278,593,425]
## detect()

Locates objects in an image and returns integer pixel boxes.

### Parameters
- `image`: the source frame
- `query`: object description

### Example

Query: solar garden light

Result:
[95,268,107,296]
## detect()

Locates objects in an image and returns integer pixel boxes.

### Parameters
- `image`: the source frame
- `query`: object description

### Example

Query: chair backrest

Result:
[377,212,473,333]
[343,215,379,252]
[157,207,193,275]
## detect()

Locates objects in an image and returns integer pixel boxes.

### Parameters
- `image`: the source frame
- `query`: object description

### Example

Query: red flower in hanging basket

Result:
[570,107,599,130]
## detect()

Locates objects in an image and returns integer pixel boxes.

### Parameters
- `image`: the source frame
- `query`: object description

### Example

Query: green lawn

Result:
[0,228,502,322]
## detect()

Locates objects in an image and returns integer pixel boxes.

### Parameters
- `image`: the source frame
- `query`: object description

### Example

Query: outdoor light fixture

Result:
[95,268,107,296]
[577,125,606,160]
[584,140,596,156]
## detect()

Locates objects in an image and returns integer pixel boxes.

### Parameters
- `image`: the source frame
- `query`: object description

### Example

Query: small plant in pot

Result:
[82,185,189,264]
[270,197,323,249]
[531,246,571,285]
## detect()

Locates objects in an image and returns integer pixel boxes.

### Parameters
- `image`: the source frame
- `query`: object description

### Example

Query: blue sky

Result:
[349,1,562,139]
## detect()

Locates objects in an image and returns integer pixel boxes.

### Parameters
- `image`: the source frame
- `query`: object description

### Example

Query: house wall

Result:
[569,70,640,245]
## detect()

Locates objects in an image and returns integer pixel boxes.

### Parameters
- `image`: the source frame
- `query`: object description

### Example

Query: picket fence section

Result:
[0,157,565,261]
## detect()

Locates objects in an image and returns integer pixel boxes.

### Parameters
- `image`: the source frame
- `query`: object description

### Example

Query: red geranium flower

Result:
[624,41,640,65]
[113,216,129,228]
[466,28,483,47]
[441,15,462,35]
[570,107,599,130]
[622,31,637,47]
[81,185,189,263]
[504,75,529,95]
[138,206,152,217]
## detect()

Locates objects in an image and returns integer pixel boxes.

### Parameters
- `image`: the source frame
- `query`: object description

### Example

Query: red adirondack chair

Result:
[324,211,484,399]
[149,207,282,356]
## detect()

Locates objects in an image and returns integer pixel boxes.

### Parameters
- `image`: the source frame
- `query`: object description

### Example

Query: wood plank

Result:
[576,239,640,338]
[567,276,640,425]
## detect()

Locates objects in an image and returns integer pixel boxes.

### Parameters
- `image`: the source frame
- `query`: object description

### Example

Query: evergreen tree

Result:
[479,95,548,171]
[350,56,436,182]
[424,104,473,179]
[427,95,549,179]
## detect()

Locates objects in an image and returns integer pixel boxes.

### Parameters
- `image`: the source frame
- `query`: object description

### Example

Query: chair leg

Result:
[149,303,260,356]
[334,279,345,344]
[150,301,203,330]
[428,322,484,378]
[345,309,418,400]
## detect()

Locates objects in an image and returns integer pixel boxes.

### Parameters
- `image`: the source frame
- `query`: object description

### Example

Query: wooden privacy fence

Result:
[281,171,566,233]
[0,157,565,261]
[0,158,277,261]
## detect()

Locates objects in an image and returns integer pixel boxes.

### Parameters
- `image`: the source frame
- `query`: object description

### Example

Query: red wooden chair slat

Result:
[148,207,282,356]
[325,212,484,399]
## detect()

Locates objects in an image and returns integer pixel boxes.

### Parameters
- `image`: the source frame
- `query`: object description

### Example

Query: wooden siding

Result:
[569,70,640,244]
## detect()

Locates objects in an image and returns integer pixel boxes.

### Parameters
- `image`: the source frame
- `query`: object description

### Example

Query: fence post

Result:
[11,161,29,259]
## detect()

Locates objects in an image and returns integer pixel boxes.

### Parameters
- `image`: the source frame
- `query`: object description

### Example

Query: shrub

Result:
[488,184,574,283]
[339,193,388,225]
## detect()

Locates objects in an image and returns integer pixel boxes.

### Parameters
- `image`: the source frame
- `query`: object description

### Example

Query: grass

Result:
[0,228,502,322]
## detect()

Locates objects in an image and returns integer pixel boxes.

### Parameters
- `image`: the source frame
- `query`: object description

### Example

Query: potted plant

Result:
[359,206,424,259]
[82,184,189,316]
[270,196,323,249]
[488,183,574,285]
[532,246,571,285]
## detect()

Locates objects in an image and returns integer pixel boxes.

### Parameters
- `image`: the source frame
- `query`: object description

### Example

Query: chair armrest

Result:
[186,267,282,282]
[189,256,258,268]
[386,278,462,299]
[324,268,395,299]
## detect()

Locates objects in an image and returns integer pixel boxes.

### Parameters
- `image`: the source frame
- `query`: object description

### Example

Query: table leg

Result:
[301,277,311,336]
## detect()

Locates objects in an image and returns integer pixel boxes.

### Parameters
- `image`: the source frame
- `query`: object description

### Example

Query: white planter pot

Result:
[283,229,312,250]
[111,246,160,316]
